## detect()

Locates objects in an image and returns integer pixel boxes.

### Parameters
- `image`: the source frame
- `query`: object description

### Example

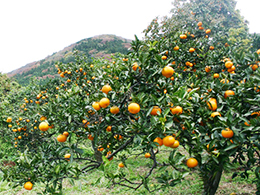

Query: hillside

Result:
[8,34,131,85]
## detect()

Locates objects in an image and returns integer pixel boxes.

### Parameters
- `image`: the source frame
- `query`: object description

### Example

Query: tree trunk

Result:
[91,141,103,162]
[202,164,223,195]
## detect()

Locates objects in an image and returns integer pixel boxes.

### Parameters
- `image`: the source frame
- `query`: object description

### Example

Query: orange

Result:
[197,22,202,26]
[150,106,162,116]
[132,62,140,71]
[57,134,67,142]
[170,140,180,148]
[63,131,69,137]
[225,61,233,69]
[97,146,104,151]
[187,157,198,168]
[24,181,33,190]
[207,98,217,111]
[106,126,112,132]
[64,153,71,161]
[174,46,179,51]
[101,85,112,94]
[40,116,47,121]
[39,122,49,131]
[163,136,175,147]
[6,117,12,123]
[99,98,110,108]
[209,46,214,50]
[114,134,123,140]
[189,48,195,53]
[118,162,124,168]
[244,121,250,126]
[92,102,101,111]
[153,137,163,146]
[221,128,234,138]
[128,103,140,114]
[205,29,211,34]
[110,106,120,114]
[205,66,211,73]
[170,106,183,115]
[161,55,167,60]
[220,79,229,84]
[213,73,219,78]
[106,151,113,161]
[88,134,94,141]
[224,90,235,98]
[162,66,174,78]
[211,112,221,118]
[180,34,187,39]
[252,64,258,71]
[145,153,151,158]
[18,136,22,139]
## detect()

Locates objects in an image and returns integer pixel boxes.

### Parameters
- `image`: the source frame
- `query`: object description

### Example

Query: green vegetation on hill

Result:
[11,35,131,86]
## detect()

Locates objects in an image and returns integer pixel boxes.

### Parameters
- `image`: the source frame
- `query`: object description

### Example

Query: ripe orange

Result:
[211,112,221,118]
[145,153,151,158]
[205,29,211,34]
[63,131,69,137]
[24,181,33,190]
[221,128,234,138]
[40,116,47,121]
[197,22,202,26]
[6,117,12,123]
[225,61,233,69]
[118,162,124,168]
[64,153,71,161]
[170,140,180,148]
[213,73,219,78]
[128,103,140,114]
[88,134,94,141]
[220,79,229,84]
[224,90,235,98]
[207,98,217,111]
[57,134,67,142]
[106,151,113,161]
[18,136,22,139]
[187,157,198,168]
[101,85,112,94]
[39,122,49,131]
[205,66,211,73]
[162,66,174,78]
[163,136,175,147]
[150,106,162,116]
[180,34,187,39]
[92,102,101,111]
[209,46,214,50]
[99,98,110,108]
[170,106,183,115]
[161,55,167,60]
[189,48,195,53]
[132,62,141,71]
[110,106,120,114]
[174,46,179,51]
[153,137,163,146]
[114,134,123,140]
[252,64,258,71]
[106,126,112,132]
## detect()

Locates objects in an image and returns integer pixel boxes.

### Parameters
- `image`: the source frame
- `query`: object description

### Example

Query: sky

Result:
[0,0,259,74]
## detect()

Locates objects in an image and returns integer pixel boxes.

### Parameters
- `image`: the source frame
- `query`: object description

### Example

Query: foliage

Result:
[0,0,260,194]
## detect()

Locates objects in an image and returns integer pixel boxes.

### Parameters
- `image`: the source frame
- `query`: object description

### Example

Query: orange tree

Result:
[1,0,260,194]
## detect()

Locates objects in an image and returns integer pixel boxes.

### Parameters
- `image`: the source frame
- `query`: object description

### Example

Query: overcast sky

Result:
[0,0,259,74]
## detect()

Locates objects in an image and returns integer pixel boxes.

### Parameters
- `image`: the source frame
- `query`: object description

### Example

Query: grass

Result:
[0,145,257,195]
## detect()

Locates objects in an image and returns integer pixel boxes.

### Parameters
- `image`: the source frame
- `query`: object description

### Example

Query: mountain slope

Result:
[8,34,131,85]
